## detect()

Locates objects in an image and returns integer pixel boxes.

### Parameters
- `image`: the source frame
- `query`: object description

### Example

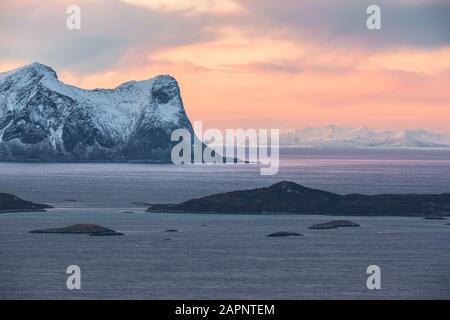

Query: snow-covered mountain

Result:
[280,125,450,148]
[0,62,195,161]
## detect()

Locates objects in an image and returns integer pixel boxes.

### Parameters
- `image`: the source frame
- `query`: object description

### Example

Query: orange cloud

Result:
[0,59,27,73]
[118,0,244,14]
[364,47,450,75]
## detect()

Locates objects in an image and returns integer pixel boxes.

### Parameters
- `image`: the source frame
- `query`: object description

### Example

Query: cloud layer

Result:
[1,0,449,132]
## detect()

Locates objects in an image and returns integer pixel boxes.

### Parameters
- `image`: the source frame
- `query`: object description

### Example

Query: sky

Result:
[0,0,449,133]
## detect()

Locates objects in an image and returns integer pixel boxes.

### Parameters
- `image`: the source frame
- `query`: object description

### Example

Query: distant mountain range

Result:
[0,62,194,161]
[280,125,450,149]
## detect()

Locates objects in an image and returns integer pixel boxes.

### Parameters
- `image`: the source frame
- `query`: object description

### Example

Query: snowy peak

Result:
[0,62,58,82]
[0,62,194,161]
[280,125,450,149]
[384,129,450,148]
[22,62,58,79]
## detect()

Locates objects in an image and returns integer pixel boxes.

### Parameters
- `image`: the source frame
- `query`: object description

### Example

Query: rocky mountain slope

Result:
[0,62,195,161]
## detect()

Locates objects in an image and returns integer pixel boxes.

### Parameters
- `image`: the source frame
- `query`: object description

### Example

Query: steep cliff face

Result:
[0,62,194,161]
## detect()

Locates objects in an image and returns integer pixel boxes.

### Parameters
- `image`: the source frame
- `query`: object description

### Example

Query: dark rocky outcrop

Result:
[30,224,124,236]
[148,181,342,214]
[0,193,52,213]
[308,220,360,230]
[147,181,450,217]
[266,231,303,237]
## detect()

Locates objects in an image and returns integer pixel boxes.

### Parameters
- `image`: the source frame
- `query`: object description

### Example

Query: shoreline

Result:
[1,201,448,219]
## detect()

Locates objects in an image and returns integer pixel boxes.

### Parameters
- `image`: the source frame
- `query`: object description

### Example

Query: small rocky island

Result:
[0,193,52,213]
[30,224,124,236]
[147,181,450,217]
[308,220,360,230]
[266,231,303,237]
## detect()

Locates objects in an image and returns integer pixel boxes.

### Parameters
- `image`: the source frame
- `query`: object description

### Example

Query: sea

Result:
[0,148,449,299]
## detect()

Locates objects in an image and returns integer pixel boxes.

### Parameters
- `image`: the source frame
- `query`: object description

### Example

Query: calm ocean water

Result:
[0,148,449,299]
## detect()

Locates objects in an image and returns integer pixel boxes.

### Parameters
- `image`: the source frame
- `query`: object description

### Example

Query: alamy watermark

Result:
[65,4,381,31]
[366,5,381,30]
[66,265,81,290]
[171,121,280,176]
[366,265,381,290]
[66,5,81,30]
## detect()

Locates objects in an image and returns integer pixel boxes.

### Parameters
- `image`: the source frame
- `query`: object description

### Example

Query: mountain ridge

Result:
[280,125,450,149]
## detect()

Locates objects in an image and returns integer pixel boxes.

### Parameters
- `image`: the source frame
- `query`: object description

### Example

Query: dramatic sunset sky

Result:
[0,0,449,132]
